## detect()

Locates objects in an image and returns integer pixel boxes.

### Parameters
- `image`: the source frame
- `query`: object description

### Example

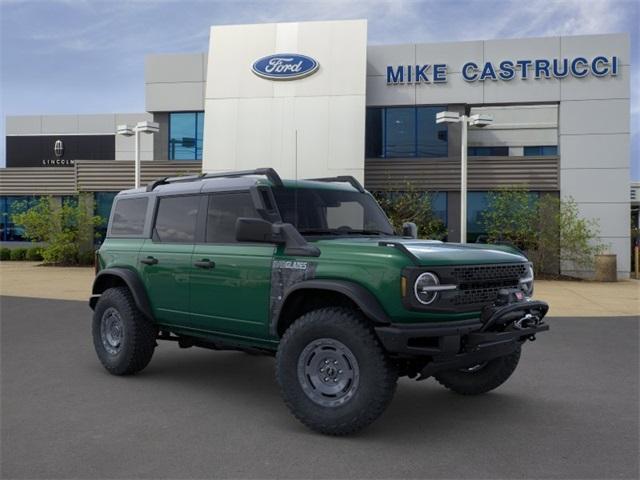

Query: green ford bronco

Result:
[90,168,549,435]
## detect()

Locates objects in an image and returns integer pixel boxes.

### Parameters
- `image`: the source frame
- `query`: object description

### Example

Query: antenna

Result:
[294,129,299,227]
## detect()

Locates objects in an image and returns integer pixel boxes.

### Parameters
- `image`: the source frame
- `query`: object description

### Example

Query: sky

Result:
[1,0,638,178]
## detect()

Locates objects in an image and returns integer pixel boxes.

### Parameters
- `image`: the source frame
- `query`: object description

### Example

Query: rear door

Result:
[189,191,275,340]
[139,194,202,327]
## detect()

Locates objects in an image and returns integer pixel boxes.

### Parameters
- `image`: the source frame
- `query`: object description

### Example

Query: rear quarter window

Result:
[109,197,149,236]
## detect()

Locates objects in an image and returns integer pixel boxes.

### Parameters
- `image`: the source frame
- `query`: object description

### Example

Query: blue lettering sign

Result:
[570,57,589,77]
[387,55,620,85]
[433,64,447,83]
[498,60,515,80]
[387,65,404,84]
[252,53,319,80]
[415,64,430,82]
[462,62,479,82]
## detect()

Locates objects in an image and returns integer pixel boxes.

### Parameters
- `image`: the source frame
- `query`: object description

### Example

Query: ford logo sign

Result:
[252,54,319,80]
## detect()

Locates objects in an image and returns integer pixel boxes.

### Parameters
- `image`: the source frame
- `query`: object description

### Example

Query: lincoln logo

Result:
[252,54,319,80]
[54,139,64,158]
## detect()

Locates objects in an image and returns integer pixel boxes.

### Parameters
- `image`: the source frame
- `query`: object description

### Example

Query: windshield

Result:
[272,187,395,236]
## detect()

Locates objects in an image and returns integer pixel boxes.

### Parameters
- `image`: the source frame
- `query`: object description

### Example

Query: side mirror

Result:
[402,222,418,239]
[236,218,281,243]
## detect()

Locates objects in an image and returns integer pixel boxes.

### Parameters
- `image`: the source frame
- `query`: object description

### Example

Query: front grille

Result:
[450,264,527,283]
[421,263,528,311]
[449,264,526,306]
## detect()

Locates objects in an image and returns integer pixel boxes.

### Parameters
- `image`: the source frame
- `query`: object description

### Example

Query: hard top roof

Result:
[116,168,363,197]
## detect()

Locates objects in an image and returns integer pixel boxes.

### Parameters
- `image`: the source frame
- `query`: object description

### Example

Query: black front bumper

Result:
[375,299,549,377]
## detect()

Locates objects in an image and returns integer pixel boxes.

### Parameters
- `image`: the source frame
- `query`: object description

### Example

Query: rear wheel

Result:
[92,287,157,375]
[434,347,521,395]
[276,307,397,436]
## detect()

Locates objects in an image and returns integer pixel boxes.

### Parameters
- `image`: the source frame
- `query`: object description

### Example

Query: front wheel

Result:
[434,347,521,395]
[276,307,398,436]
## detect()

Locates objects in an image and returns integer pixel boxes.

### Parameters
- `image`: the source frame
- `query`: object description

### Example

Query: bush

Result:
[11,194,103,265]
[0,247,10,261]
[481,188,605,275]
[10,248,27,261]
[78,251,95,266]
[26,247,43,261]
[373,185,447,240]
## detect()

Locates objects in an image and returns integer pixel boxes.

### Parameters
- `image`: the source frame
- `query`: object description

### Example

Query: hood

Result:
[313,237,527,266]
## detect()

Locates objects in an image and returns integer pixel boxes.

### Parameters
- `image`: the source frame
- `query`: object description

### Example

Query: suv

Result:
[90,168,549,435]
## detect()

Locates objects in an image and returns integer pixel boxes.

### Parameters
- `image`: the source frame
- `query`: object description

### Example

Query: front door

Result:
[189,192,275,341]
[139,194,201,327]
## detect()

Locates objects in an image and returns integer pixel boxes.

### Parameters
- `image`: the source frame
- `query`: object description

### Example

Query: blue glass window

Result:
[94,192,118,244]
[523,146,558,156]
[169,112,204,160]
[365,106,448,159]
[431,192,448,226]
[0,196,39,242]
[466,191,540,243]
[468,146,509,156]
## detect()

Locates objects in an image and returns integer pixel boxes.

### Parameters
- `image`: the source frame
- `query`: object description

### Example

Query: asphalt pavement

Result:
[1,296,638,479]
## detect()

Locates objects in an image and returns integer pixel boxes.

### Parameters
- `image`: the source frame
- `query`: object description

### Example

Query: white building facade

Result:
[3,20,632,277]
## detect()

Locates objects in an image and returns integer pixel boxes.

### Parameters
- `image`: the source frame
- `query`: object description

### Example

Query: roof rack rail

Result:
[145,168,283,192]
[306,175,365,193]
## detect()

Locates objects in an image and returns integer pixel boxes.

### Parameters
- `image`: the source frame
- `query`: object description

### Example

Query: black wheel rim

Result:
[100,307,124,355]
[297,338,360,408]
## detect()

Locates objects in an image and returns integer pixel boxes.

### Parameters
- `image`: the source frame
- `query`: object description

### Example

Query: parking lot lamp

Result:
[436,111,493,243]
[116,121,159,188]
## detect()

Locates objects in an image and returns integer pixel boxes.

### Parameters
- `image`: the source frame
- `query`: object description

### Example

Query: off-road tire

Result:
[92,287,157,376]
[434,347,521,395]
[276,307,398,436]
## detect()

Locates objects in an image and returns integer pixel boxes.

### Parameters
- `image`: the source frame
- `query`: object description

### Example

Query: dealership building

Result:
[0,20,632,278]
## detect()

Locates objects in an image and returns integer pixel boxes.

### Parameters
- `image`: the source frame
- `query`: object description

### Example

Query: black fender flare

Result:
[275,279,390,334]
[89,268,154,321]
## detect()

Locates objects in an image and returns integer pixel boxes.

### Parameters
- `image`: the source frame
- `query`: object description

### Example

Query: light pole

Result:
[436,111,493,243]
[116,121,159,188]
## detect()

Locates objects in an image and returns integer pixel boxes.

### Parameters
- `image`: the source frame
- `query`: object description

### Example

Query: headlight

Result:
[414,272,441,305]
[519,263,534,297]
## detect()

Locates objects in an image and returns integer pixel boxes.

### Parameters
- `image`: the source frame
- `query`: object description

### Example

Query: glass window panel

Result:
[431,192,447,226]
[206,193,259,243]
[196,112,205,160]
[5,196,39,241]
[110,197,148,236]
[385,107,416,158]
[169,112,204,160]
[467,191,489,242]
[153,195,199,243]
[524,146,557,156]
[365,108,384,158]
[417,107,448,157]
[94,192,118,244]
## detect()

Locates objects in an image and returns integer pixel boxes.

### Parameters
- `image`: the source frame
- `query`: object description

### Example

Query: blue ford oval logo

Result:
[252,54,319,80]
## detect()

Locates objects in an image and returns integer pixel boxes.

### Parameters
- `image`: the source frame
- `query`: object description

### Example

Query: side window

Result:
[110,197,148,236]
[153,195,200,243]
[206,193,259,243]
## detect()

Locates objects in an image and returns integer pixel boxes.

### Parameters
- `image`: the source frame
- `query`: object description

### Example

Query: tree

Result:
[373,185,447,240]
[11,194,104,265]
[480,188,605,276]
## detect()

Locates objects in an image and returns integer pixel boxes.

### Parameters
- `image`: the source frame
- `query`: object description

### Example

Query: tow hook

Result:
[528,334,536,341]
[514,313,540,330]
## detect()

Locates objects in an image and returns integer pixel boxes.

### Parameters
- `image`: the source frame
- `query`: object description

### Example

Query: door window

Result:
[153,195,200,243]
[206,193,259,243]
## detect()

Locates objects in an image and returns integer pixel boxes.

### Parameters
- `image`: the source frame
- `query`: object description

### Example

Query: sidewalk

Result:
[0,261,638,317]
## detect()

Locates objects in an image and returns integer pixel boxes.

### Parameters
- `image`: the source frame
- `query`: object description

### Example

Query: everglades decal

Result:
[269,259,317,335]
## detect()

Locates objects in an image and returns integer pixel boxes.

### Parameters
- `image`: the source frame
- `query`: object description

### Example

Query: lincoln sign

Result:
[386,55,620,84]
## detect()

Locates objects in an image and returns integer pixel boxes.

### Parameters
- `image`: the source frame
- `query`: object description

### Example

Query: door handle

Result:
[140,256,158,265]
[193,259,215,269]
